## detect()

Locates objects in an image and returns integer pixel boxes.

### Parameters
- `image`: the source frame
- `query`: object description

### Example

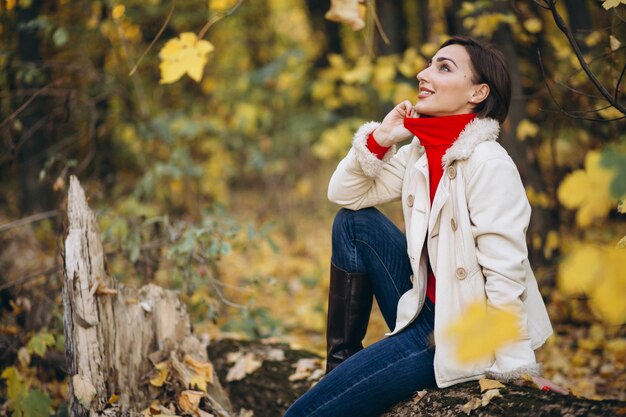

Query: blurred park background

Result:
[0,0,625,414]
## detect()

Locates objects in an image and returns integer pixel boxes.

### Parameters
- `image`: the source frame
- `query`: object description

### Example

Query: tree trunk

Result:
[62,175,233,416]
[374,0,407,55]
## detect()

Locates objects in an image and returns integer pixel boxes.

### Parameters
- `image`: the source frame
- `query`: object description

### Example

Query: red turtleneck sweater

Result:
[367,113,476,303]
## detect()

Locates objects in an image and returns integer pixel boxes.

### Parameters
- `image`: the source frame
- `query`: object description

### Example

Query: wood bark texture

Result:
[62,175,232,416]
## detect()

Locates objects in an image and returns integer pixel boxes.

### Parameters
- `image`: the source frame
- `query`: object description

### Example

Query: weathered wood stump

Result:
[62,176,233,416]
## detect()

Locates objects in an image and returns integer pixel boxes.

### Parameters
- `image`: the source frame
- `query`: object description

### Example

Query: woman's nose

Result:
[416,67,429,83]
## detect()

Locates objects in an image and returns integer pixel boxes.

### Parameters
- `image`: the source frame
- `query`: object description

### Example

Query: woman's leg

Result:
[331,207,413,327]
[284,208,435,416]
[284,299,436,417]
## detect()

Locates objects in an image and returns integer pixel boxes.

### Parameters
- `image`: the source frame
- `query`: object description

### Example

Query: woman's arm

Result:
[328,102,418,209]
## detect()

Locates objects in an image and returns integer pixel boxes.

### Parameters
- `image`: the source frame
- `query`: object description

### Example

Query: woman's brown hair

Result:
[439,36,512,123]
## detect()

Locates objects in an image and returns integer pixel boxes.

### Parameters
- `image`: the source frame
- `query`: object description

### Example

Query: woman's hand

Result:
[373,100,417,147]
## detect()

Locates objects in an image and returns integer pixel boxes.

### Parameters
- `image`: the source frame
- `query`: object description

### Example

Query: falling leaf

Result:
[226,352,263,382]
[289,358,321,381]
[460,397,482,415]
[179,390,204,415]
[444,301,520,363]
[159,32,215,84]
[72,374,97,406]
[557,151,616,227]
[150,361,169,387]
[325,0,365,30]
[481,388,502,406]
[603,0,626,10]
[479,378,505,392]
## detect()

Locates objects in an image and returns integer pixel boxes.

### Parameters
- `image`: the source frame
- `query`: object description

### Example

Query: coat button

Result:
[455,267,467,280]
[407,194,414,207]
[451,218,458,231]
[447,166,457,179]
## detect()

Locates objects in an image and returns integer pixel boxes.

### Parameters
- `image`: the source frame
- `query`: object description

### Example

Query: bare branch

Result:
[544,0,626,115]
[198,0,244,40]
[615,63,626,103]
[0,210,59,233]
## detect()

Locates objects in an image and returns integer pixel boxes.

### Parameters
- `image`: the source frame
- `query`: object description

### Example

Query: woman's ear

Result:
[469,83,490,104]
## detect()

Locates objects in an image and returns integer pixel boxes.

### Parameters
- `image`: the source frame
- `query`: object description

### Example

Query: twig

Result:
[544,0,626,115]
[0,80,59,130]
[197,0,245,40]
[0,266,59,292]
[128,0,176,77]
[0,210,59,233]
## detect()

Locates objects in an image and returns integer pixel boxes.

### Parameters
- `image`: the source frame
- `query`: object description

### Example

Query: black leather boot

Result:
[326,263,373,373]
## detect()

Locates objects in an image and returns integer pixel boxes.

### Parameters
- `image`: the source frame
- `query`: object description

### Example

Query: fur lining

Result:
[352,121,397,177]
[441,117,500,168]
[485,363,543,382]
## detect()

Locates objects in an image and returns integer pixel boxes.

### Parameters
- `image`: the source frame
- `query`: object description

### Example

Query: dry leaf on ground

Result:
[289,358,321,381]
[479,378,505,392]
[226,352,263,382]
[481,388,502,406]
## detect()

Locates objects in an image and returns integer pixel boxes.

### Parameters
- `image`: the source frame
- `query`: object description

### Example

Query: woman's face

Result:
[413,44,487,117]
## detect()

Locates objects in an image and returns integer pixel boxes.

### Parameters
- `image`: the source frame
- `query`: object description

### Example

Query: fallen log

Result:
[62,176,233,416]
[208,338,626,417]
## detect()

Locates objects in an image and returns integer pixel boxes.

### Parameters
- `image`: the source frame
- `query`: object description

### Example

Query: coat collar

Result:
[440,117,500,168]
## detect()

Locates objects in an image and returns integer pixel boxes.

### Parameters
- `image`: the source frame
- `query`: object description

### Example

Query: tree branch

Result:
[544,0,626,116]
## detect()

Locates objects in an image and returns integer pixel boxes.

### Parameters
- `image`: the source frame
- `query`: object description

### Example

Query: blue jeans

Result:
[283,208,436,417]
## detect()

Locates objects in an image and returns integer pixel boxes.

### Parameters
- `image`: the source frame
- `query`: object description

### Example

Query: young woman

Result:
[284,36,554,417]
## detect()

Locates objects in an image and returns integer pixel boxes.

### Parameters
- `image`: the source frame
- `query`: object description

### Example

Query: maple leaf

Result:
[159,32,215,84]
[557,151,616,227]
[325,0,365,31]
[443,301,520,364]
[603,0,626,10]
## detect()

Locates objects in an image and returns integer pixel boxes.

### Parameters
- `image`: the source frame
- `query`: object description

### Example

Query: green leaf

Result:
[1,367,28,405]
[52,27,68,47]
[26,331,55,357]
[19,389,53,417]
[601,148,626,198]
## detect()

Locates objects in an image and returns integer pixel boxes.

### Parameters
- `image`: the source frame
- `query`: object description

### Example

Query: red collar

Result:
[404,113,476,147]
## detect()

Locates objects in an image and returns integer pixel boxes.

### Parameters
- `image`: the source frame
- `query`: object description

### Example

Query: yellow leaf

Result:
[460,397,482,415]
[149,361,169,387]
[603,0,626,10]
[209,0,238,11]
[523,18,542,34]
[444,301,520,363]
[112,4,125,19]
[159,32,214,84]
[557,151,616,227]
[108,394,120,404]
[188,375,207,392]
[479,378,505,392]
[183,354,215,385]
[225,352,263,382]
[516,119,539,141]
[589,247,626,324]
[325,0,365,30]
[558,244,602,294]
[72,374,97,406]
[179,390,204,414]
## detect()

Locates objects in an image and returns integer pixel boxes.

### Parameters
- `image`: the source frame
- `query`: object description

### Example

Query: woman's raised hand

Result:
[373,100,417,147]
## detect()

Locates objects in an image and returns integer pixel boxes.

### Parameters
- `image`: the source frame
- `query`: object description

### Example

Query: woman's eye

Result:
[440,64,450,72]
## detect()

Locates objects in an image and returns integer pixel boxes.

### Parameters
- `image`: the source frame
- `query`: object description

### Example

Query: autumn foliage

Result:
[0,0,625,414]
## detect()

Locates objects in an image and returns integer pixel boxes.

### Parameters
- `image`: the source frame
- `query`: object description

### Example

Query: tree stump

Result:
[62,176,233,416]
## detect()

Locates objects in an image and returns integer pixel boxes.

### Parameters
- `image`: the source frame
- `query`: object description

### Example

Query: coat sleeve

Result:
[465,154,542,381]
[327,122,415,210]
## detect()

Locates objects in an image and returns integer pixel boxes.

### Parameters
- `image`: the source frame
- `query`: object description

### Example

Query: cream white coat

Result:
[327,117,553,388]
